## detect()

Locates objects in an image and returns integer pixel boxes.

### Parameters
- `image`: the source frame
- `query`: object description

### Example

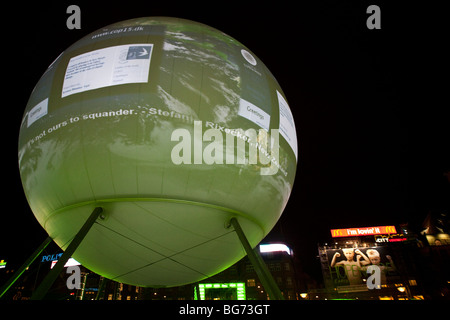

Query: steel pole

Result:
[228,217,284,300]
[0,236,52,299]
[95,276,107,300]
[31,207,103,300]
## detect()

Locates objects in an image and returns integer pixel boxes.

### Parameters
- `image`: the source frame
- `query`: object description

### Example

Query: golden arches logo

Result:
[331,229,343,237]
[385,226,396,234]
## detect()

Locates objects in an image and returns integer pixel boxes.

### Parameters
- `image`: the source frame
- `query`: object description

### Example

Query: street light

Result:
[397,286,406,293]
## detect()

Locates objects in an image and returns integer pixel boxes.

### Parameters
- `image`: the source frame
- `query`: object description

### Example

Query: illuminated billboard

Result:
[321,246,398,289]
[196,283,246,300]
[331,226,397,238]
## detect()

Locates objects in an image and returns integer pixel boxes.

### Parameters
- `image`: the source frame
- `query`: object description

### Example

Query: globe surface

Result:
[18,17,297,287]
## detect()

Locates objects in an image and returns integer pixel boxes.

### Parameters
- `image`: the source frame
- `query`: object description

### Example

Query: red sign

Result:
[331,226,397,238]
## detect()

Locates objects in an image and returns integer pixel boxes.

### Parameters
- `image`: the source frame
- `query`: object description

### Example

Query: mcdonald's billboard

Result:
[331,226,397,238]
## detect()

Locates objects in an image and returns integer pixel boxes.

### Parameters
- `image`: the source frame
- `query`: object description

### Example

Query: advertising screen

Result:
[323,246,398,288]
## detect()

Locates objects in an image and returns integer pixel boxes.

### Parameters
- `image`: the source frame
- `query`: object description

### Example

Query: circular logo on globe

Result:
[241,49,257,66]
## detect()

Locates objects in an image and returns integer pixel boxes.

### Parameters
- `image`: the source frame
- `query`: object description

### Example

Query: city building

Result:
[2,212,448,300]
[314,214,450,300]
[195,243,306,300]
[0,242,306,300]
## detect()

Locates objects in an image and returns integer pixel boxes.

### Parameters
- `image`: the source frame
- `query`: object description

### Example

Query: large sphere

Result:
[18,17,297,287]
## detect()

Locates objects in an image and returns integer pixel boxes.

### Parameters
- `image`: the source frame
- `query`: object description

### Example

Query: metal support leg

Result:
[0,236,52,299]
[228,217,284,300]
[31,207,103,300]
[95,276,107,300]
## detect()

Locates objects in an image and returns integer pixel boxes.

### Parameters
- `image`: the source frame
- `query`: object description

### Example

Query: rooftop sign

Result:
[331,226,397,238]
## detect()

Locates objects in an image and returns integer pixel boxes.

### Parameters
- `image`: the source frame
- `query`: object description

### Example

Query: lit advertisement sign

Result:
[41,253,63,262]
[331,226,397,238]
[375,234,407,243]
[0,260,6,269]
[322,246,398,289]
[196,283,246,300]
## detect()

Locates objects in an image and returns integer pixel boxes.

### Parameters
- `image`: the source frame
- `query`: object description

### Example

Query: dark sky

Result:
[3,1,447,282]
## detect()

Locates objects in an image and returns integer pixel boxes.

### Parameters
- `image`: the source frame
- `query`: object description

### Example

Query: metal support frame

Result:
[95,276,107,300]
[30,207,103,300]
[0,236,53,299]
[228,217,284,300]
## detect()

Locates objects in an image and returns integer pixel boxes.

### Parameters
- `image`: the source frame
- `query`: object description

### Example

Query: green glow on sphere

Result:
[18,17,297,287]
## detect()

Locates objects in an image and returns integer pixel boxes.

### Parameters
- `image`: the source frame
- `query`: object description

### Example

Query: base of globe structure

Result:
[45,199,264,287]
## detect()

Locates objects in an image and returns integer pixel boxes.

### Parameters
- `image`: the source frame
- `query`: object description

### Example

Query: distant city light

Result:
[259,243,292,256]
[397,286,406,293]
[50,258,81,269]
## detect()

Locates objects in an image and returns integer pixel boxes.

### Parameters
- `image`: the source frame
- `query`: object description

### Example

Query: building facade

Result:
[316,220,450,300]
[1,242,305,300]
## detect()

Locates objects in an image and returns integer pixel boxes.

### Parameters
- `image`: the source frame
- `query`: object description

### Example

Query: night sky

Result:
[3,1,447,283]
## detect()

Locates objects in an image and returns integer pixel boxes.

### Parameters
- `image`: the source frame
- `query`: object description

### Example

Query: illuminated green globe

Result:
[18,17,297,287]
